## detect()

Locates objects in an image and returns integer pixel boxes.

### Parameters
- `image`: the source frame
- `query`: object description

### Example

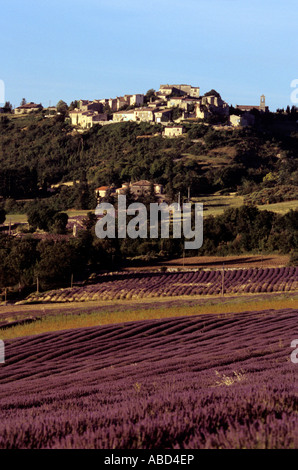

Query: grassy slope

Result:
[0,292,297,340]
[4,196,298,225]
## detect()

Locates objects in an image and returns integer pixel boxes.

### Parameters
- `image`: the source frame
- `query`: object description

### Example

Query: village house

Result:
[108,98,118,112]
[147,98,165,108]
[116,96,128,110]
[196,104,209,119]
[154,109,172,123]
[115,181,163,197]
[79,100,103,113]
[158,85,178,96]
[229,113,255,127]
[167,96,199,111]
[163,126,186,138]
[112,110,136,122]
[69,109,108,128]
[44,106,57,114]
[200,94,229,114]
[129,94,144,106]
[129,180,163,196]
[159,84,200,98]
[122,94,144,107]
[167,97,185,108]
[134,107,155,122]
[196,93,229,119]
[14,102,43,114]
[95,186,110,198]
[173,84,200,98]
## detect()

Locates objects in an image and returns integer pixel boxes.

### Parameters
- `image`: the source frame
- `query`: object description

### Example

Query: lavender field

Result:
[24,267,298,303]
[0,308,297,449]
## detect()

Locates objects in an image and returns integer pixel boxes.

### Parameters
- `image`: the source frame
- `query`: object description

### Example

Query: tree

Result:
[56,100,69,115]
[50,212,69,234]
[35,240,77,290]
[171,106,183,120]
[0,208,6,224]
[3,102,12,113]
[82,212,97,231]
[145,89,156,103]
[21,98,27,106]
[27,205,58,231]
[69,100,78,111]
[6,238,38,287]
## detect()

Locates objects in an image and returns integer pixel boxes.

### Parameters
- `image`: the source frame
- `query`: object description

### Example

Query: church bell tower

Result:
[260,95,266,112]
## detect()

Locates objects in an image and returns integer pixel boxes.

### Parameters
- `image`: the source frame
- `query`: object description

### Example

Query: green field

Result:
[1,292,297,340]
[192,194,298,217]
[4,210,90,225]
[4,197,297,225]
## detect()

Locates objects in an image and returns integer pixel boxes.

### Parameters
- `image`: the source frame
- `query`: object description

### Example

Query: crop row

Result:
[24,266,298,303]
[0,308,297,448]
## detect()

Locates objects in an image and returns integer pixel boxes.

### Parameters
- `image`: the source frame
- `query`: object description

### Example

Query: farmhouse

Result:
[229,113,255,127]
[163,126,185,138]
[14,102,43,114]
[95,186,110,198]
[115,181,163,196]
[130,180,163,196]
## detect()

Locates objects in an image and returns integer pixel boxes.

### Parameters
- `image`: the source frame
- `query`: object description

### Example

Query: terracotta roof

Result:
[96,186,109,191]
[17,102,42,109]
[131,180,154,187]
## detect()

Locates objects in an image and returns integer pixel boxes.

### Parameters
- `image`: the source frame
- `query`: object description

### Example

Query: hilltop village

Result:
[0,80,297,293]
[10,84,269,132]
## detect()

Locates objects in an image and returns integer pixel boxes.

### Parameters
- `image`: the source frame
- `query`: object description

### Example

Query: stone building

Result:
[236,95,269,112]
[14,102,43,114]
[163,126,185,138]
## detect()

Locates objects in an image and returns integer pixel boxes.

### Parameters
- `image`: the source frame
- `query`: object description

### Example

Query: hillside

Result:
[0,112,297,209]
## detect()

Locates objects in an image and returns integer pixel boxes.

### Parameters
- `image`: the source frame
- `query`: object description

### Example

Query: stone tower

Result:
[260,95,266,112]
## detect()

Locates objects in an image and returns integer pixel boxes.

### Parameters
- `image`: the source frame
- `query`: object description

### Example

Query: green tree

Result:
[82,212,98,231]
[50,212,69,234]
[69,100,78,111]
[6,238,38,287]
[145,89,156,103]
[0,208,6,224]
[3,102,12,113]
[35,240,78,290]
[56,100,69,116]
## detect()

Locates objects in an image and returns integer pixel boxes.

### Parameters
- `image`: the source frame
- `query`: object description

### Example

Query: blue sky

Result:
[0,0,297,110]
